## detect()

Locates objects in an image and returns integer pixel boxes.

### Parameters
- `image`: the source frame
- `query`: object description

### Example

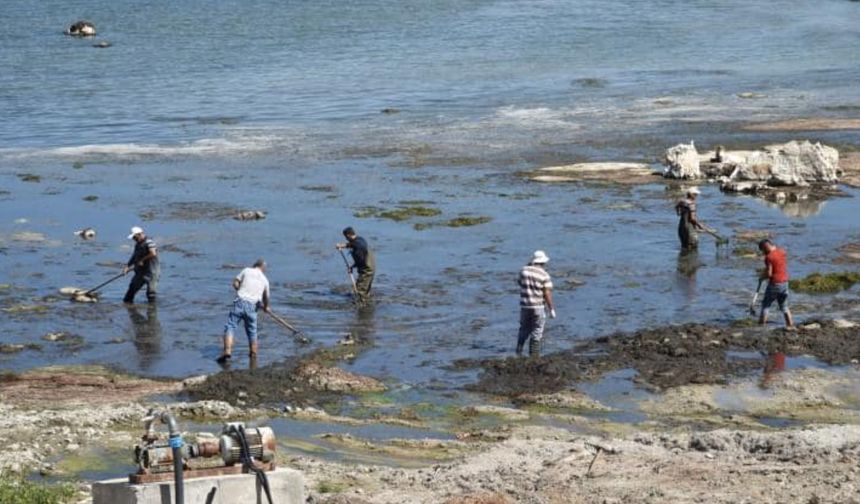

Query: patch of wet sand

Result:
[743,118,860,132]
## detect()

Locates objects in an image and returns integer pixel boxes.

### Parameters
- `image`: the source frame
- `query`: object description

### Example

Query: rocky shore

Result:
[1,318,858,503]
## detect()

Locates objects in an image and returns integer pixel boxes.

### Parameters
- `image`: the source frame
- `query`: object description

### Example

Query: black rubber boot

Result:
[515,341,524,355]
[528,338,541,358]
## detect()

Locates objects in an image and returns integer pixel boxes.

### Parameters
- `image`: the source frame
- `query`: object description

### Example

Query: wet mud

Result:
[186,343,383,406]
[456,320,860,397]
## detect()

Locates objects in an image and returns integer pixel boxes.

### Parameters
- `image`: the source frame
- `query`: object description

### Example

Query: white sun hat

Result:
[127,226,144,239]
[687,187,701,195]
[532,250,550,264]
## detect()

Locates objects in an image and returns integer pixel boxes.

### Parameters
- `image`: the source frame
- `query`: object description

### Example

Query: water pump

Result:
[131,410,276,484]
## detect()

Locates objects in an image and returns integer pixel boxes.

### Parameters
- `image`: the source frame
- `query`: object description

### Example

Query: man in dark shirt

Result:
[336,227,375,305]
[122,226,159,303]
[675,188,705,250]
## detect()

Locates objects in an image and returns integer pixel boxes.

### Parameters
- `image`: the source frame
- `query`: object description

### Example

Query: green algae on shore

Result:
[414,215,492,231]
[353,205,442,222]
[17,173,41,183]
[0,475,76,504]
[789,272,860,293]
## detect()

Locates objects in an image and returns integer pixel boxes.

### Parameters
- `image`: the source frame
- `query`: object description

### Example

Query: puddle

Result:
[577,369,652,424]
[43,446,135,483]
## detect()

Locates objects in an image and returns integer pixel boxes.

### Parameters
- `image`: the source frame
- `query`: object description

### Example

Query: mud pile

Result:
[186,357,385,406]
[458,320,860,396]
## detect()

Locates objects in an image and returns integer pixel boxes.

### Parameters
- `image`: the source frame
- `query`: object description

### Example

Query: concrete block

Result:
[92,467,304,504]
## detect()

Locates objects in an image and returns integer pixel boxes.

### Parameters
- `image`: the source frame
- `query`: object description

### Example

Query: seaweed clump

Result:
[354,205,442,222]
[789,272,860,293]
[413,215,492,231]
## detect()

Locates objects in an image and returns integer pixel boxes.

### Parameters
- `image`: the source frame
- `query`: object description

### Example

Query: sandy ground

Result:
[299,423,860,504]
[1,358,858,504]
[742,118,860,132]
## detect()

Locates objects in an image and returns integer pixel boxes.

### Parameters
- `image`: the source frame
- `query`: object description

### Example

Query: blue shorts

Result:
[761,282,789,313]
[224,299,259,343]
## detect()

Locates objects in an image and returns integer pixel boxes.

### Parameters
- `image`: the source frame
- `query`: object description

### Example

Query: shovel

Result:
[266,310,310,344]
[337,248,358,298]
[60,271,127,302]
[749,278,766,315]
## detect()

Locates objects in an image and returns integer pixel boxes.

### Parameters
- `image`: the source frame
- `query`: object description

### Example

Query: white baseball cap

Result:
[127,226,144,239]
[532,250,550,264]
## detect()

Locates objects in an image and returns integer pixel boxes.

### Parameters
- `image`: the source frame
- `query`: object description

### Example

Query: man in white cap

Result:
[517,250,555,357]
[122,226,159,303]
[675,187,705,250]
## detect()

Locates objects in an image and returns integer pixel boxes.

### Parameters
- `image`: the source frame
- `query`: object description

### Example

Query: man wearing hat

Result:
[517,250,556,357]
[122,226,159,303]
[675,187,705,250]
[336,227,375,305]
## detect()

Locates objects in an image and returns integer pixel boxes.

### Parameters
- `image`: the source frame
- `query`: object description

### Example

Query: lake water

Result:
[1,0,859,387]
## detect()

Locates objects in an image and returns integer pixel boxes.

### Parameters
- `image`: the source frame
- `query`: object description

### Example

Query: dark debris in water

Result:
[455,320,860,397]
[141,201,244,221]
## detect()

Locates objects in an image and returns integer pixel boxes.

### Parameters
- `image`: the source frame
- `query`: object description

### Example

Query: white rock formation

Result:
[663,142,701,179]
[735,140,839,186]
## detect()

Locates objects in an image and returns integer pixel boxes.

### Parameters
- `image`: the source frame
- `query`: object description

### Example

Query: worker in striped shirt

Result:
[517,250,556,357]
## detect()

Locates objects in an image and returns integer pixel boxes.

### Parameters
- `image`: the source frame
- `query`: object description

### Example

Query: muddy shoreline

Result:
[455,319,860,397]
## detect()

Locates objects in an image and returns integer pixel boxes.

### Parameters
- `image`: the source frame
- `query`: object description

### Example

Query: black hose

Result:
[230,425,273,504]
[170,434,184,504]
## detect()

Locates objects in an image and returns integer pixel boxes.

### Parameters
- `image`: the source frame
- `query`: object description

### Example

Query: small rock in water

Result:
[234,210,266,221]
[737,92,767,99]
[833,319,857,329]
[93,41,112,48]
[380,107,400,114]
[74,227,96,239]
[0,343,26,354]
[66,20,96,36]
[73,293,98,303]
[42,332,68,342]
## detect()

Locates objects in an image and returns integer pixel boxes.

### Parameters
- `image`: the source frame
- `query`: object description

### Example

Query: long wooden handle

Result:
[338,249,358,295]
[83,271,126,295]
[268,310,299,334]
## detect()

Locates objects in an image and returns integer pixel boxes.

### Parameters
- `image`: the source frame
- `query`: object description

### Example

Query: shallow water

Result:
[1,157,858,385]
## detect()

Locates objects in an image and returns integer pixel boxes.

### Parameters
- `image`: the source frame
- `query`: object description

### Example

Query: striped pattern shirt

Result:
[518,264,553,308]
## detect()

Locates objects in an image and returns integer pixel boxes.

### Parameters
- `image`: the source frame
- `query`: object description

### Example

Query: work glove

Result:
[549,309,556,319]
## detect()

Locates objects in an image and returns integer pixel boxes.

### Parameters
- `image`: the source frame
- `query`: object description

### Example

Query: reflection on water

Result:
[762,198,827,218]
[126,305,162,370]
[759,351,786,390]
[350,304,376,345]
[676,249,701,303]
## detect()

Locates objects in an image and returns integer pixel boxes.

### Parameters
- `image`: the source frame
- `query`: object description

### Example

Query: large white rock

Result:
[663,142,701,179]
[733,140,839,186]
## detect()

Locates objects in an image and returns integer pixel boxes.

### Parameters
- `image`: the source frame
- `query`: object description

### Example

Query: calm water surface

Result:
[1,0,859,388]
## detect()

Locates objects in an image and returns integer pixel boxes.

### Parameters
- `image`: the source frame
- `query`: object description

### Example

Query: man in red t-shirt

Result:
[758,239,794,328]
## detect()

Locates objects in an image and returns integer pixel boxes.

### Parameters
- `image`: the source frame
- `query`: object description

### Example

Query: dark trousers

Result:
[124,274,157,303]
[678,222,698,250]
[355,270,374,304]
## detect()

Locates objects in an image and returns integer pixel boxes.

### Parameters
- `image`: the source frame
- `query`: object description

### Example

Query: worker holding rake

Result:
[217,258,271,364]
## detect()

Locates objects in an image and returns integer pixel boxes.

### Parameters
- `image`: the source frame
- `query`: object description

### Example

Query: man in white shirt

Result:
[217,259,270,364]
[517,250,556,357]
